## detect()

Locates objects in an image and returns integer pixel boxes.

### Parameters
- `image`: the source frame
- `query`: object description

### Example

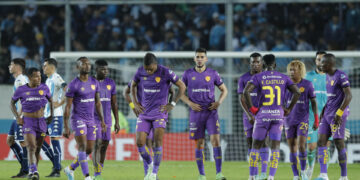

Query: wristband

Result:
[250,106,259,115]
[129,102,135,109]
[314,114,319,127]
[336,109,344,117]
[170,101,177,107]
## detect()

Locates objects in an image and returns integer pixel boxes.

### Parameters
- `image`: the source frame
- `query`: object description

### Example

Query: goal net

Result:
[50,51,360,163]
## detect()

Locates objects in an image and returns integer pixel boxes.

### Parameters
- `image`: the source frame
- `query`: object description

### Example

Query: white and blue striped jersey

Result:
[14,74,28,110]
[44,73,65,118]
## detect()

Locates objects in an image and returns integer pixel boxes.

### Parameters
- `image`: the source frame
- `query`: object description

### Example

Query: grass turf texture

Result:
[0,160,358,180]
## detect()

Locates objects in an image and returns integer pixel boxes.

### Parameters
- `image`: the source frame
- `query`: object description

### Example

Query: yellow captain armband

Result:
[129,102,135,109]
[336,109,344,117]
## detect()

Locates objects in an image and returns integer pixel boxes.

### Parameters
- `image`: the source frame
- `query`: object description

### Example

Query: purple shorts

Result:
[285,122,309,139]
[136,117,167,135]
[252,119,284,141]
[71,120,96,140]
[243,114,254,138]
[318,113,348,139]
[147,128,154,140]
[23,117,47,138]
[189,109,220,140]
[96,123,112,141]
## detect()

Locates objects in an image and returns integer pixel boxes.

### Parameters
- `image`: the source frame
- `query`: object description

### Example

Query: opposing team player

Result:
[42,58,67,177]
[132,53,185,180]
[284,60,318,180]
[238,52,269,180]
[181,48,228,180]
[124,79,174,178]
[92,60,120,179]
[63,57,106,180]
[10,67,54,180]
[7,58,29,178]
[244,54,300,180]
[304,51,331,179]
[315,54,352,180]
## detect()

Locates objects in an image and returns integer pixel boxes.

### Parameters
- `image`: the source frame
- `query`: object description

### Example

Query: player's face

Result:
[315,54,324,71]
[42,62,52,75]
[78,58,91,74]
[250,57,262,73]
[97,65,108,78]
[289,65,301,80]
[29,71,41,86]
[320,57,331,74]
[8,62,15,74]
[144,63,157,75]
[194,52,208,68]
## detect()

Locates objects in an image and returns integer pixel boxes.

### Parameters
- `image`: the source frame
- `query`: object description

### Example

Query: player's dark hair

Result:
[316,51,326,56]
[195,48,207,55]
[12,58,26,71]
[323,53,336,62]
[250,52,262,58]
[77,56,88,62]
[95,59,108,67]
[26,67,40,77]
[44,58,58,68]
[263,54,276,66]
[144,53,157,66]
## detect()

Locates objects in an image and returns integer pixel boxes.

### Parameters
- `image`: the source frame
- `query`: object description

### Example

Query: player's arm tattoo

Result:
[339,86,352,112]
[244,82,255,108]
[287,84,301,111]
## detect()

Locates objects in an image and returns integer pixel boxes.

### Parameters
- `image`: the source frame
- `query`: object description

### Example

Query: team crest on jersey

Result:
[107,85,111,90]
[192,77,196,80]
[80,130,84,134]
[39,90,44,95]
[91,84,96,90]
[205,76,211,82]
[331,80,334,86]
[143,77,147,80]
[81,87,85,91]
[191,133,194,137]
[299,87,305,93]
[155,77,161,83]
[26,92,30,95]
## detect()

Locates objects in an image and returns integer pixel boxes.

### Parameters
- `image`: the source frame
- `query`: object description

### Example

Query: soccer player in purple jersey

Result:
[132,53,185,180]
[10,67,54,180]
[63,57,106,180]
[92,60,120,179]
[181,48,228,180]
[238,52,269,180]
[284,60,318,180]
[244,54,300,180]
[315,54,352,180]
[7,58,29,178]
[124,79,175,178]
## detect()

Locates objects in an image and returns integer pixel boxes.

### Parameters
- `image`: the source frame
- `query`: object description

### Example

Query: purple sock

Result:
[29,163,37,174]
[70,156,80,170]
[195,149,205,175]
[318,146,328,174]
[152,147,162,174]
[269,149,280,177]
[138,146,152,165]
[260,147,269,173]
[299,151,307,171]
[94,162,102,176]
[78,151,89,176]
[338,148,347,177]
[290,152,299,176]
[249,149,259,176]
[213,147,222,174]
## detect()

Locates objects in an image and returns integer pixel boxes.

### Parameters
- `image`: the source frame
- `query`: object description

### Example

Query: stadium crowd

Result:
[1,3,360,83]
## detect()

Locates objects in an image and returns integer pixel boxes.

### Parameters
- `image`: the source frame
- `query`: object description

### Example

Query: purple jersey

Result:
[284,79,316,125]
[324,70,350,116]
[66,76,100,125]
[133,65,179,120]
[94,77,116,125]
[12,84,50,113]
[250,71,294,120]
[182,68,223,107]
[237,72,261,123]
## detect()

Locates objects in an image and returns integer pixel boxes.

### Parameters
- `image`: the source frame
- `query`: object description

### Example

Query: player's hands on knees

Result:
[16,117,23,125]
[160,104,174,113]
[334,115,342,127]
[189,102,202,112]
[114,123,120,134]
[134,102,144,115]
[63,127,70,139]
[208,101,220,110]
[101,121,107,133]
[46,116,53,125]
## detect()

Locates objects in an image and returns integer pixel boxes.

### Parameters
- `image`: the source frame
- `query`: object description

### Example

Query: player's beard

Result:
[196,63,204,69]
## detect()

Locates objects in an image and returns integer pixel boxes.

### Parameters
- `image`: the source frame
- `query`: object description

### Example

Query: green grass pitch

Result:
[0,160,358,180]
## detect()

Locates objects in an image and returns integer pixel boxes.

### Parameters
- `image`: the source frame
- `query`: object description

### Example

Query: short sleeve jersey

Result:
[12,83,51,113]
[94,77,116,125]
